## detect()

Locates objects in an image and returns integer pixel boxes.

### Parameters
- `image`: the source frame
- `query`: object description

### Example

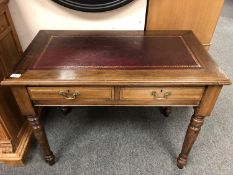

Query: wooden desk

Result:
[1,31,231,169]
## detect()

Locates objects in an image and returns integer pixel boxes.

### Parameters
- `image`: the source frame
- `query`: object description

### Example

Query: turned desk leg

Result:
[59,107,72,115]
[27,115,55,165]
[159,107,172,117]
[177,86,222,169]
[177,108,205,169]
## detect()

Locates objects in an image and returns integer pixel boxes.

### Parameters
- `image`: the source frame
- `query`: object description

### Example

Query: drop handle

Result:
[151,91,172,100]
[59,91,80,100]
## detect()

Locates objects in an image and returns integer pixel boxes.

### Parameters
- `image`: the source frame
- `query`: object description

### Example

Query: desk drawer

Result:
[28,87,114,101]
[120,87,204,101]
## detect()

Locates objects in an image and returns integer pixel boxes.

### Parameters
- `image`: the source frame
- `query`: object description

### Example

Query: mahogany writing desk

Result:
[1,31,231,169]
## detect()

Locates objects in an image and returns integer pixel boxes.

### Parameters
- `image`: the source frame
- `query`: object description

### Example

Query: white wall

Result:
[8,0,147,51]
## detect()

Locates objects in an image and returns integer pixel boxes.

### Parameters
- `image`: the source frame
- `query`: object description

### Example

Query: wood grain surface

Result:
[146,0,224,50]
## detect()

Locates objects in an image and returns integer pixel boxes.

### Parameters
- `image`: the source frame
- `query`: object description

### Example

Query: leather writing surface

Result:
[30,35,201,70]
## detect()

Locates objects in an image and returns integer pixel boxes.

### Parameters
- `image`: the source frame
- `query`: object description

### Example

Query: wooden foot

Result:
[159,107,172,117]
[27,115,55,165]
[177,108,205,169]
[59,107,72,115]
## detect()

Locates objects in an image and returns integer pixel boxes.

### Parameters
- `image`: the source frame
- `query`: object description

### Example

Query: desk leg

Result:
[59,107,72,115]
[27,115,55,165]
[159,107,172,117]
[177,108,204,169]
[177,86,222,169]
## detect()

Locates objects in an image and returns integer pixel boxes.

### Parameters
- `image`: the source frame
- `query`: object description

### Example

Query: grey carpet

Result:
[1,16,233,175]
[222,0,233,18]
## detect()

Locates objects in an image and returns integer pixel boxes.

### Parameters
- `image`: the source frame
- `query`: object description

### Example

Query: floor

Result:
[1,1,233,175]
[222,0,233,18]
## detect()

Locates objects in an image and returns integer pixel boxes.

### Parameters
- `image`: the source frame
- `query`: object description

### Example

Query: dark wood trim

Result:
[144,0,150,31]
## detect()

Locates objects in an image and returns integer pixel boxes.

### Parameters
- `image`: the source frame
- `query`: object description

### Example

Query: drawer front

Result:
[120,87,204,101]
[28,87,114,101]
[0,13,9,34]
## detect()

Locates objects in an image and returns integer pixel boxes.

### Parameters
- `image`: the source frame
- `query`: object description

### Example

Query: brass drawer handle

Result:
[59,90,80,100]
[151,91,172,100]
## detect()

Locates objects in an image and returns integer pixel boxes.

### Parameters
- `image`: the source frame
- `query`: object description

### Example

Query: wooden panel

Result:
[0,87,22,140]
[146,0,224,47]
[120,87,204,101]
[28,87,114,101]
[0,124,7,139]
[0,12,9,34]
[0,33,21,75]
[5,6,23,55]
[0,65,23,140]
[0,122,32,167]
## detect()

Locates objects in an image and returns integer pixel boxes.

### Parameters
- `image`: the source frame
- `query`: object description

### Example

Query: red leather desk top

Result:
[29,35,201,70]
